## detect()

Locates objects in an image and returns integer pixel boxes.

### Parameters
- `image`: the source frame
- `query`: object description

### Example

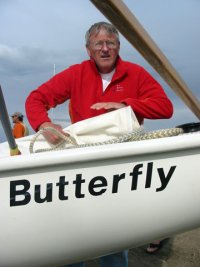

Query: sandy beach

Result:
[85,227,200,267]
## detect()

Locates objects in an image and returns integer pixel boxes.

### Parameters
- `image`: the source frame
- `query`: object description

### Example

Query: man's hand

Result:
[39,122,68,145]
[91,102,126,111]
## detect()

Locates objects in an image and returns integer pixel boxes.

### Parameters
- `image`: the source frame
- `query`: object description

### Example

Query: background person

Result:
[25,21,173,267]
[11,111,29,139]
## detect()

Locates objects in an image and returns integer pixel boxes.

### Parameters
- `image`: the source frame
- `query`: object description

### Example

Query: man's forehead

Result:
[90,30,116,39]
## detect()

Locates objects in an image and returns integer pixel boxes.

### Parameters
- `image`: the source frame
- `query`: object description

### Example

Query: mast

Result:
[50,64,56,120]
[53,63,56,76]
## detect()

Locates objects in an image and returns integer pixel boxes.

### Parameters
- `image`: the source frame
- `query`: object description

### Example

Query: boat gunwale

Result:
[0,132,200,173]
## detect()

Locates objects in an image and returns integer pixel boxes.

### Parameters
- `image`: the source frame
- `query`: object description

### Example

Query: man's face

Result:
[12,115,18,123]
[86,29,120,74]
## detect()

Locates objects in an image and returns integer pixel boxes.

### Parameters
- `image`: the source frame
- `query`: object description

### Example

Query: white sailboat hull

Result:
[0,132,200,266]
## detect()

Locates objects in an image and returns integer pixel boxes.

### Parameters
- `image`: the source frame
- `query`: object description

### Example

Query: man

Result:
[25,22,173,267]
[11,112,29,138]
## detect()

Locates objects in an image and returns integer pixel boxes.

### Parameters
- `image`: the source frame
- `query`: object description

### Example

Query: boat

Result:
[0,123,200,266]
[0,1,200,266]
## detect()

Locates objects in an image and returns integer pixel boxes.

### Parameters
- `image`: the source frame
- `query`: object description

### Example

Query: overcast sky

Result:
[0,0,200,142]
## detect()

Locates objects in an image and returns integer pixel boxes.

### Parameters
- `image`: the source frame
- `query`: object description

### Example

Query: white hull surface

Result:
[0,132,200,266]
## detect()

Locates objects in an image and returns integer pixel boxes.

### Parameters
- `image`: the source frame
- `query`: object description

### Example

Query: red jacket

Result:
[26,57,173,131]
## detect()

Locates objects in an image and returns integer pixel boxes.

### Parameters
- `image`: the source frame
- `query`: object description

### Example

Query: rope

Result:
[29,127,76,154]
[29,126,184,154]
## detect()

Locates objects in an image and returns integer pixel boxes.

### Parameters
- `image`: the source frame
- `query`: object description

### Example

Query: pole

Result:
[0,85,21,155]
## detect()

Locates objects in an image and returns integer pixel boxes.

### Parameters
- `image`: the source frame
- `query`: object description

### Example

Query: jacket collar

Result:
[89,56,128,81]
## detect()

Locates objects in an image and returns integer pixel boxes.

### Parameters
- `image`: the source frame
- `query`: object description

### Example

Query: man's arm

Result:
[25,70,72,144]
[121,68,173,121]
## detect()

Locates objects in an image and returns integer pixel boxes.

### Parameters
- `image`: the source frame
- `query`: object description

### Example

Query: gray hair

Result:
[85,21,120,46]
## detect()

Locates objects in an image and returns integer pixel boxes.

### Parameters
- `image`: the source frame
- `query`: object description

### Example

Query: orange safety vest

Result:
[12,122,26,139]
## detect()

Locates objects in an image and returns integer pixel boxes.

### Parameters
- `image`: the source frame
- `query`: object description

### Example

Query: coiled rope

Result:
[29,126,184,154]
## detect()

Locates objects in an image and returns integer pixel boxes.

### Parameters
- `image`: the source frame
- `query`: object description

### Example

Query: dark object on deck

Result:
[176,122,200,133]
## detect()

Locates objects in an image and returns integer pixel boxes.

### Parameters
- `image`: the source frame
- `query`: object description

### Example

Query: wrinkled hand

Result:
[39,122,68,145]
[91,102,126,111]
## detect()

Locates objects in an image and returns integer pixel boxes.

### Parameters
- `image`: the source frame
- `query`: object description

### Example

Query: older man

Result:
[26,21,173,267]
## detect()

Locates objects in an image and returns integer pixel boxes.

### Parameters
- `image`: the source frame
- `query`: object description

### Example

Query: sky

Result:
[0,0,200,142]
